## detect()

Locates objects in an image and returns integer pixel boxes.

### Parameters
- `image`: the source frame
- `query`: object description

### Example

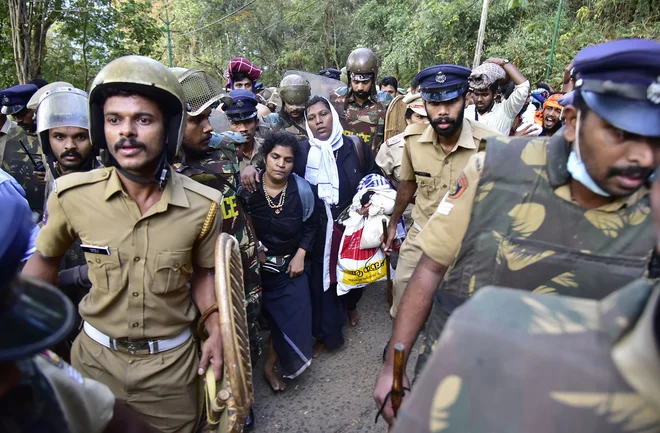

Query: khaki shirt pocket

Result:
[153,250,193,294]
[85,249,121,292]
[415,175,437,201]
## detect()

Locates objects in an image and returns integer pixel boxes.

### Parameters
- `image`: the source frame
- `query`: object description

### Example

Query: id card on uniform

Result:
[80,244,111,255]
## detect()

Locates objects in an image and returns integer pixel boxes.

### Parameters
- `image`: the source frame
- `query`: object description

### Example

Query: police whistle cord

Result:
[375,388,411,424]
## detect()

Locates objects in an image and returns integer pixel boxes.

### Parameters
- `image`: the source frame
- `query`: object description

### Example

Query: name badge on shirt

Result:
[414,171,431,177]
[80,244,111,255]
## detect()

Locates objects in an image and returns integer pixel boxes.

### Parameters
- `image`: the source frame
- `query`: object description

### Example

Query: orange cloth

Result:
[534,93,563,125]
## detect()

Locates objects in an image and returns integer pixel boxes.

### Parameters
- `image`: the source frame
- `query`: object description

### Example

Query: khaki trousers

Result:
[390,223,424,318]
[72,330,200,433]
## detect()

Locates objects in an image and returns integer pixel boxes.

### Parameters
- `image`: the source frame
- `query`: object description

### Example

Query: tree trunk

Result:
[8,0,59,83]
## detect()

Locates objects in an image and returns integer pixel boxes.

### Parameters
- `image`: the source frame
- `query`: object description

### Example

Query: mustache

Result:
[354,90,370,98]
[114,137,147,152]
[60,149,82,159]
[607,165,654,179]
[431,116,457,127]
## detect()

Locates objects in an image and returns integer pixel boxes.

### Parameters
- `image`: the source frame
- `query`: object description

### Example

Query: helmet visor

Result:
[0,275,75,362]
[179,69,233,117]
[37,87,89,134]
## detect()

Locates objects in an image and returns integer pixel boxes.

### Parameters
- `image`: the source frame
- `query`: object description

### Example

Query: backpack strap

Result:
[293,173,315,222]
[348,135,366,173]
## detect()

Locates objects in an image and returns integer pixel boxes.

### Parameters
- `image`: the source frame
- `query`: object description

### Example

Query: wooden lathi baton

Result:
[391,343,406,417]
[383,219,393,307]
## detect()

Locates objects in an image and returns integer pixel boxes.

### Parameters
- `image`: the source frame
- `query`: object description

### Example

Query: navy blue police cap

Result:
[573,38,660,137]
[0,84,39,115]
[415,65,471,103]
[0,185,74,361]
[222,89,258,121]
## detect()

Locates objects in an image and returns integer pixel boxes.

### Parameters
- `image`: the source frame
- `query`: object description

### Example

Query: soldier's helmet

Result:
[279,74,311,108]
[36,86,89,162]
[346,48,379,79]
[0,190,74,362]
[88,55,185,165]
[170,67,233,117]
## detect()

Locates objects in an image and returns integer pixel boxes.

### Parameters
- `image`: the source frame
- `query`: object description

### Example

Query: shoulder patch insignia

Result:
[448,172,468,199]
[39,350,85,384]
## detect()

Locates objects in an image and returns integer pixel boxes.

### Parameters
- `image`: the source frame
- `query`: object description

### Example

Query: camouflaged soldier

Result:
[374,39,660,426]
[279,74,311,140]
[171,66,264,366]
[393,277,660,433]
[23,56,224,433]
[0,84,46,217]
[331,48,386,152]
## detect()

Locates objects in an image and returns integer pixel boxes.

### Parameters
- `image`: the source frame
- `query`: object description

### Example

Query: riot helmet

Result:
[279,74,311,108]
[36,86,92,178]
[170,67,233,116]
[88,56,185,188]
[346,48,379,97]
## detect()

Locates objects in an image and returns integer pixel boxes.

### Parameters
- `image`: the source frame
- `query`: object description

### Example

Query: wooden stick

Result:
[391,343,405,417]
[383,219,393,307]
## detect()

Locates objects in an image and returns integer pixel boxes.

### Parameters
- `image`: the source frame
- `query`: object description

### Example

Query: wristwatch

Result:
[257,241,265,253]
[502,59,510,65]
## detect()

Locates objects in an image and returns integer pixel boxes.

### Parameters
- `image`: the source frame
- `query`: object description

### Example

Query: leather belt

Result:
[83,322,191,355]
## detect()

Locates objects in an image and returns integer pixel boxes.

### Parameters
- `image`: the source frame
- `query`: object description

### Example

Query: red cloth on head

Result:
[225,57,262,87]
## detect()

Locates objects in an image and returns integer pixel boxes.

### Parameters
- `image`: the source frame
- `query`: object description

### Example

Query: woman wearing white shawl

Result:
[304,95,379,357]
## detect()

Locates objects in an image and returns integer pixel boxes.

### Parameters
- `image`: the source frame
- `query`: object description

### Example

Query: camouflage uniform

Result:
[394,278,660,433]
[281,113,308,141]
[175,134,263,363]
[415,132,655,374]
[1,128,45,217]
[331,92,385,152]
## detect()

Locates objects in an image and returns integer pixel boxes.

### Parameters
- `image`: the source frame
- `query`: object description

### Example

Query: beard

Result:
[353,89,370,99]
[430,108,464,137]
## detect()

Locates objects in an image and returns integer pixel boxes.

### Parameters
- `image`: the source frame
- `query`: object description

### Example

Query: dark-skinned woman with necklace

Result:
[246,131,320,392]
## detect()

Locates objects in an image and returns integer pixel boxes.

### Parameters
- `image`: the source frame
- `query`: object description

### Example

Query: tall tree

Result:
[8,0,62,83]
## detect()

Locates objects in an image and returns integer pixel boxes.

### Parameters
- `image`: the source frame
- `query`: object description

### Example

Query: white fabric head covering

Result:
[304,97,344,205]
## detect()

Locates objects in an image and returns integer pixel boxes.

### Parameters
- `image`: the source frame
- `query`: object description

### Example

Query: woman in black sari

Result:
[246,131,319,391]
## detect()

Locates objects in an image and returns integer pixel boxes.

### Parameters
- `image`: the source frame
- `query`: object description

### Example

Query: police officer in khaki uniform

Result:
[381,65,501,319]
[376,93,429,229]
[374,39,660,426]
[1,185,159,433]
[23,55,224,433]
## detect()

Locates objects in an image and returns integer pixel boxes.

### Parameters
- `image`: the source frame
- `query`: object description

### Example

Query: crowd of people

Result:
[1,35,660,433]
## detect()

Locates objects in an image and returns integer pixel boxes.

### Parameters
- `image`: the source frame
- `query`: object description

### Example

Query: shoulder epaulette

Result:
[386,133,404,147]
[178,172,222,203]
[54,167,112,195]
[402,123,428,138]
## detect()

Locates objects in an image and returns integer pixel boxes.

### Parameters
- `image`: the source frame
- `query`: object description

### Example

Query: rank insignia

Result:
[448,172,468,199]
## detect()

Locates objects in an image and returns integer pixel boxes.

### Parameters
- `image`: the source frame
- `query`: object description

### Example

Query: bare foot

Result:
[312,342,325,358]
[263,367,287,392]
[348,309,361,326]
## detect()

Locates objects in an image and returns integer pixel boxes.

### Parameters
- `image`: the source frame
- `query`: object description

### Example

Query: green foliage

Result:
[0,0,657,91]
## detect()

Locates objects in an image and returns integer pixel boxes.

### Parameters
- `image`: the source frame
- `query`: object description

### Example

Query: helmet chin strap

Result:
[116,151,170,191]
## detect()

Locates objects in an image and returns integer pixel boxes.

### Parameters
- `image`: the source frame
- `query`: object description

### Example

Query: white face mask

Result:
[566,111,611,197]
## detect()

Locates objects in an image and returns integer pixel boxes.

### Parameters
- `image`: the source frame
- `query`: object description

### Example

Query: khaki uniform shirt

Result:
[376,131,405,188]
[400,118,501,228]
[238,136,264,172]
[419,151,650,267]
[36,167,222,339]
[0,117,14,166]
